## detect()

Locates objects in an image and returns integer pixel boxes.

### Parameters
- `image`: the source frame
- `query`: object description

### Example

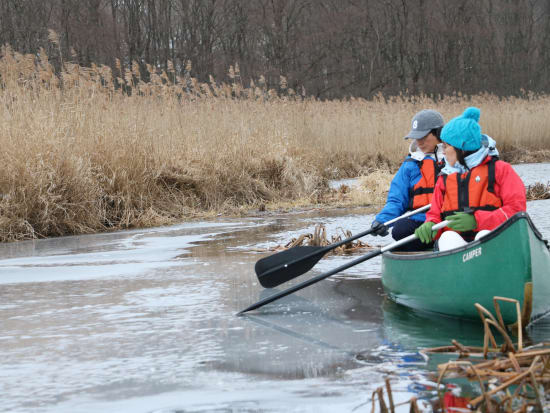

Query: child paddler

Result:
[415,107,526,251]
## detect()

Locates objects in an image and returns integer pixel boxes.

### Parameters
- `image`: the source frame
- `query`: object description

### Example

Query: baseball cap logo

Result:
[413,120,418,129]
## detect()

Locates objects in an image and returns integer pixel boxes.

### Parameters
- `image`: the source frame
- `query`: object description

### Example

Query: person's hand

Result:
[370,220,389,236]
[415,222,435,243]
[447,212,477,232]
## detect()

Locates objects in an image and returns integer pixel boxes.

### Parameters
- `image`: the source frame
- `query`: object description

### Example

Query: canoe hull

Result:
[381,213,550,324]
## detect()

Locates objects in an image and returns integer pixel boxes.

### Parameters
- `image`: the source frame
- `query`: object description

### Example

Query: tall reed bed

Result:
[1,45,550,241]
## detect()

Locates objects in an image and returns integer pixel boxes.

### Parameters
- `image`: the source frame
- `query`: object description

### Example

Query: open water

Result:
[0,163,549,412]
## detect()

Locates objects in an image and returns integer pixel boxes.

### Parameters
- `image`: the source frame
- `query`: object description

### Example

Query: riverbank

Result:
[2,47,550,241]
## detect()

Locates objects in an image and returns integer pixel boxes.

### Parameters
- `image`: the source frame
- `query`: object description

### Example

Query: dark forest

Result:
[1,0,549,98]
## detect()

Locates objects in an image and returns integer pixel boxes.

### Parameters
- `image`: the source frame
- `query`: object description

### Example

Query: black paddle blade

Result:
[255,246,327,288]
[239,248,383,315]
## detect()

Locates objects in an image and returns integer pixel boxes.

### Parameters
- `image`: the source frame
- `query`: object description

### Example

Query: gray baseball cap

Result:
[405,109,444,139]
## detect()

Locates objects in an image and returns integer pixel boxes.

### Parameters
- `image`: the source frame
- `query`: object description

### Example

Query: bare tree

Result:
[2,0,550,98]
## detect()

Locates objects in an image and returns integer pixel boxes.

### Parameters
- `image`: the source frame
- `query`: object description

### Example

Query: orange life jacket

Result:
[406,158,444,210]
[440,157,502,220]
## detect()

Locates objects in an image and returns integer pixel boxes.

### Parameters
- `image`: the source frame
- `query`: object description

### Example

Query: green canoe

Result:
[381,212,550,325]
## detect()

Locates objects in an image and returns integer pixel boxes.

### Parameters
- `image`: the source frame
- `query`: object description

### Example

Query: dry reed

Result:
[1,43,550,241]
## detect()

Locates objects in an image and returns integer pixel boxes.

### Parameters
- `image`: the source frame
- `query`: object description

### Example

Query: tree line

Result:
[1,0,549,99]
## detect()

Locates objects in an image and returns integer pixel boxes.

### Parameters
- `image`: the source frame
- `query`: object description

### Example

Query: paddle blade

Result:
[255,246,327,288]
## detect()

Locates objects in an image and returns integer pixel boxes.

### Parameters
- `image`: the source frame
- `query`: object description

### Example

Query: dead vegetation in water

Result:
[2,41,550,241]
[526,182,550,200]
[366,297,550,412]
[255,223,374,254]
[419,297,550,412]
[367,378,426,413]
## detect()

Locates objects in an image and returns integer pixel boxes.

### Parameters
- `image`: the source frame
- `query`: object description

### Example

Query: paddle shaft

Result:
[256,204,431,283]
[238,219,448,315]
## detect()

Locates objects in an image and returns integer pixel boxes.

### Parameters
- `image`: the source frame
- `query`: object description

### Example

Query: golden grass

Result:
[1,45,550,241]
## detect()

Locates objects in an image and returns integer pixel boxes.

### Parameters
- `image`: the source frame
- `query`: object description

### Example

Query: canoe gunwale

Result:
[383,212,548,261]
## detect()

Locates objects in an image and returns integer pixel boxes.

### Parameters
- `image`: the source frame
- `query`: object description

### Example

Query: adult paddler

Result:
[371,109,445,251]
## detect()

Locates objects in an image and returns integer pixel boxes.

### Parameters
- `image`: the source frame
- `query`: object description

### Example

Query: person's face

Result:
[443,142,458,165]
[416,132,439,154]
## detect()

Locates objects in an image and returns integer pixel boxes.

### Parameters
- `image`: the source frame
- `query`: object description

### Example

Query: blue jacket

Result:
[375,156,430,225]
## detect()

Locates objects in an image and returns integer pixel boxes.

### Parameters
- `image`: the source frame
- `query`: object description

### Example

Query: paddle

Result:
[238,220,449,315]
[255,204,431,288]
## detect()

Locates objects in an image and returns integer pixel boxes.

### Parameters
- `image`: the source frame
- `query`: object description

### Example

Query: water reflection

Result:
[217,279,385,379]
[382,299,485,350]
[218,277,489,380]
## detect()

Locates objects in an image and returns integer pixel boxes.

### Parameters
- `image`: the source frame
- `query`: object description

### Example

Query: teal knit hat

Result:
[441,107,482,151]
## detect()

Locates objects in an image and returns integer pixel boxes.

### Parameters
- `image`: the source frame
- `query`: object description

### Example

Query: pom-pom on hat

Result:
[441,107,482,151]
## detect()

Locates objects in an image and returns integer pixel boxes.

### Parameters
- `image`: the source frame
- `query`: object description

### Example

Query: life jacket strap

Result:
[487,157,496,193]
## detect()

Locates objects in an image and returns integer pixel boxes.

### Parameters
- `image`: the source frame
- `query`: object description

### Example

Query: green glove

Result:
[447,212,477,232]
[415,221,435,244]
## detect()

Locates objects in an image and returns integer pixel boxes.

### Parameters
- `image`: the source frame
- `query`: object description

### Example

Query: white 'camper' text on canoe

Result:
[463,247,482,263]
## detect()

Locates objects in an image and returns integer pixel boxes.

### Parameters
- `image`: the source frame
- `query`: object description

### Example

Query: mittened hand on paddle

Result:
[447,212,477,232]
[370,220,389,236]
[415,221,435,243]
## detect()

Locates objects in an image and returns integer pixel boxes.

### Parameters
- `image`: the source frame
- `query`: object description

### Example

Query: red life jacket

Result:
[406,158,444,210]
[440,157,502,221]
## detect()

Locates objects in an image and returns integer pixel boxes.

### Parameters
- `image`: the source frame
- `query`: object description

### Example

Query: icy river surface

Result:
[1,163,549,412]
